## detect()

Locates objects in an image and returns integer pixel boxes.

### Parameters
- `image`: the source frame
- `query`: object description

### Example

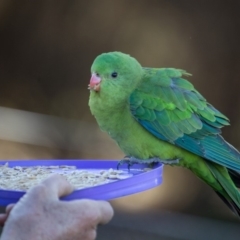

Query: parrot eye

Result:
[111,72,118,78]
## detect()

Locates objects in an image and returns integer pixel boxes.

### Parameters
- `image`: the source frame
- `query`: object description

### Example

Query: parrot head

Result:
[89,52,143,94]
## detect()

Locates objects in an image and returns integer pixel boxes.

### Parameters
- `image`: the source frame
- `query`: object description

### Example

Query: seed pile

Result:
[0,162,129,191]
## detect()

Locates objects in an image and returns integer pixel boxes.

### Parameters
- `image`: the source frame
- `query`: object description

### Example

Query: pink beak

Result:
[88,73,101,92]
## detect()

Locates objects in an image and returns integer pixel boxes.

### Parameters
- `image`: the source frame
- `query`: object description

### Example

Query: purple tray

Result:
[0,160,163,206]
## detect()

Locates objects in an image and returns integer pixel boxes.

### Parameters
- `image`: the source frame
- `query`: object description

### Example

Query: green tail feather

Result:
[206,161,240,216]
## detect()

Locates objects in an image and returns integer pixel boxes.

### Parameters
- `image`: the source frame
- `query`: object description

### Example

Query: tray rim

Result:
[0,159,163,206]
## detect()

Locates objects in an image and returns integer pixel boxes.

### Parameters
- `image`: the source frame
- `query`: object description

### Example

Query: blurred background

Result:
[0,0,240,239]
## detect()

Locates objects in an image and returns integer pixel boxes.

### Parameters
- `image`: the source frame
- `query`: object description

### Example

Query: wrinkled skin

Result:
[0,174,113,240]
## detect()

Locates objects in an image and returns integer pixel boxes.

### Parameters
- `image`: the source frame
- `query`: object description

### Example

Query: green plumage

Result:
[89,52,240,216]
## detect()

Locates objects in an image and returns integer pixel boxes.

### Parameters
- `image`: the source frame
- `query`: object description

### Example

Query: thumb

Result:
[25,174,74,203]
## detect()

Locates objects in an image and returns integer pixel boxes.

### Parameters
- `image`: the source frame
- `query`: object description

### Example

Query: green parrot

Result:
[88,51,240,216]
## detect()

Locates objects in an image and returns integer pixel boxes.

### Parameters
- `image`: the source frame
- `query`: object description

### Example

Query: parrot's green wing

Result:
[129,68,240,171]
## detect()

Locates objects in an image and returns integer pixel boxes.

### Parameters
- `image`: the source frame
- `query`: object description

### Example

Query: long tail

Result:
[206,162,240,217]
[215,192,240,216]
[228,169,240,188]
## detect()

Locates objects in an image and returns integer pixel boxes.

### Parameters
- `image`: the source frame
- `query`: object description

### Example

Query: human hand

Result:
[0,174,114,240]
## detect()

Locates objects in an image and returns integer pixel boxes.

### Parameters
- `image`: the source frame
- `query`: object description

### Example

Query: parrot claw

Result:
[117,156,134,171]
[117,156,180,170]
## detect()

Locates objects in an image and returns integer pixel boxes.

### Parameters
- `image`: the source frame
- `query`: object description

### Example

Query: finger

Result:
[85,229,97,240]
[6,204,15,215]
[71,199,113,225]
[41,174,74,199]
[28,174,74,201]
[95,201,114,224]
[0,204,15,225]
[0,213,8,225]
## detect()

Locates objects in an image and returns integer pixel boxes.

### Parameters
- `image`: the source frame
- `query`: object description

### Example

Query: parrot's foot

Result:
[117,156,180,170]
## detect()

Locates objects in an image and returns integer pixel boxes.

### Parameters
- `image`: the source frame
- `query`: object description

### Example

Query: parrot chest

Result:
[89,93,144,153]
[89,92,181,159]
[89,95,131,140]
